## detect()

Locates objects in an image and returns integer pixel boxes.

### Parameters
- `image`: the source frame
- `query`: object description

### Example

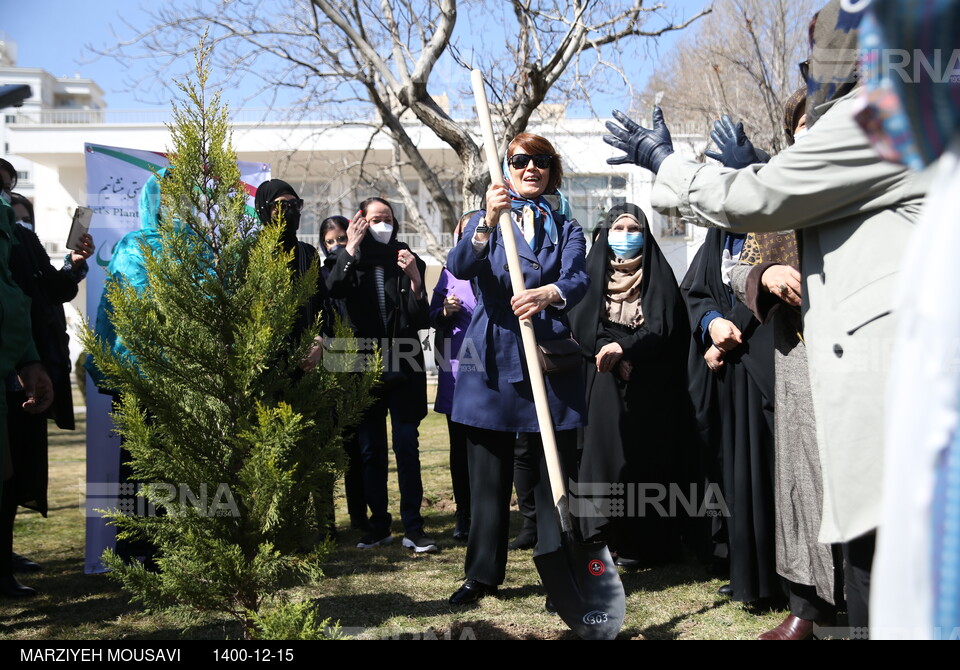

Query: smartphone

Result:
[66,206,93,251]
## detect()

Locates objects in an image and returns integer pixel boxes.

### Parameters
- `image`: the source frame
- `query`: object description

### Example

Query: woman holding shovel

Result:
[446,133,589,606]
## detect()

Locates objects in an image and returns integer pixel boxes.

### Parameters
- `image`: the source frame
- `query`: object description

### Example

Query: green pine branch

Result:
[84,34,377,640]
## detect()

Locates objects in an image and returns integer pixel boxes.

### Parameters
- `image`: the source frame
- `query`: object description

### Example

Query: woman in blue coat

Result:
[446,133,589,605]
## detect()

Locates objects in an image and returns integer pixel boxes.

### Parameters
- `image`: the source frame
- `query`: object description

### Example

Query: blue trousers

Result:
[356,393,424,534]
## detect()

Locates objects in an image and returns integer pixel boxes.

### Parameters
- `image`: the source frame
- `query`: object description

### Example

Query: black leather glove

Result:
[604,107,675,174]
[704,115,765,169]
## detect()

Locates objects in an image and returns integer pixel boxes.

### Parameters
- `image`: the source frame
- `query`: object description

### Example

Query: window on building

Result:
[653,211,688,239]
[4,115,15,123]
[563,174,629,235]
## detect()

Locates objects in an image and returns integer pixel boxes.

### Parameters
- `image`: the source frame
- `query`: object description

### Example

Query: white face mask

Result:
[793,128,809,142]
[15,219,33,232]
[369,222,394,244]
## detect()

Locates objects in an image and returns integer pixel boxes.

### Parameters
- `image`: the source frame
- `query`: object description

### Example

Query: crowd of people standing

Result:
[2,0,957,641]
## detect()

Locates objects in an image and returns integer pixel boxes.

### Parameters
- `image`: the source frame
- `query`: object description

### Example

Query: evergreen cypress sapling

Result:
[84,43,376,639]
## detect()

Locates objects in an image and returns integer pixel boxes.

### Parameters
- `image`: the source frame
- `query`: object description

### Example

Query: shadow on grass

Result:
[0,556,246,640]
[310,590,580,640]
[618,559,716,595]
[632,600,729,640]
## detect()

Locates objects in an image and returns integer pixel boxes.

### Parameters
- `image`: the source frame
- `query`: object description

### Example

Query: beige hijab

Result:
[605,213,644,328]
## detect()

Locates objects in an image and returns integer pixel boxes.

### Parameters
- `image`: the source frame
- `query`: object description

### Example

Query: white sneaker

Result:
[356,529,393,549]
[402,530,438,554]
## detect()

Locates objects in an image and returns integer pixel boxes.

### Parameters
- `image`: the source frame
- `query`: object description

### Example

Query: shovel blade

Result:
[534,534,626,640]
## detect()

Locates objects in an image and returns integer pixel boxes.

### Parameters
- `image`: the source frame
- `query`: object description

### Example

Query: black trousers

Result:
[446,417,470,518]
[342,431,367,527]
[789,581,836,622]
[512,432,538,533]
[842,531,876,630]
[463,426,577,586]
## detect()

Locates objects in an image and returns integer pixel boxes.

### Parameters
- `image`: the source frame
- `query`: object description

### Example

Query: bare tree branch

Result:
[99,0,708,239]
[638,0,815,155]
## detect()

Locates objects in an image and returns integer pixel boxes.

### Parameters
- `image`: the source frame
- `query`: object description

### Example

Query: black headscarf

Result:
[569,203,687,359]
[255,179,301,251]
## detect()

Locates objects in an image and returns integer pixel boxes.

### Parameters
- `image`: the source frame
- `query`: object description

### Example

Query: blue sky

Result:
[4,0,710,116]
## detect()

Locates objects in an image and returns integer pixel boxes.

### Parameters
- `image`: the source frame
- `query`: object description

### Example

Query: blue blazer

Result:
[446,210,589,432]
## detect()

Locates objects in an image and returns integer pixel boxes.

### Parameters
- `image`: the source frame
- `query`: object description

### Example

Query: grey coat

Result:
[651,89,931,544]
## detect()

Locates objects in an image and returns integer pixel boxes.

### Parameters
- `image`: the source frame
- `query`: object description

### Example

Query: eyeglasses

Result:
[507,154,552,170]
[272,197,304,212]
[325,234,347,246]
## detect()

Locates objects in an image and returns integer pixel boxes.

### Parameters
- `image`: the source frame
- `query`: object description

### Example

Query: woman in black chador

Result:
[684,227,778,603]
[568,203,690,565]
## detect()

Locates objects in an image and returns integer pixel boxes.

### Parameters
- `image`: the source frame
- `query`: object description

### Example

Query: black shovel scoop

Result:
[534,496,625,640]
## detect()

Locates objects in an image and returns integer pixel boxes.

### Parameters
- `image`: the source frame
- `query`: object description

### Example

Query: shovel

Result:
[471,70,626,640]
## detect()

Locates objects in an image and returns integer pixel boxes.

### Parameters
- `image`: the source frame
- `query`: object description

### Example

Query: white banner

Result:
[83,144,269,573]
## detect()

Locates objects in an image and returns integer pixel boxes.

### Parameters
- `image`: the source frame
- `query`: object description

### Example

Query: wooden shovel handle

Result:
[471,69,566,506]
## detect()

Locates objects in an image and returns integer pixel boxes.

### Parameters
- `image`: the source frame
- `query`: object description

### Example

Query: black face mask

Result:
[273,201,302,231]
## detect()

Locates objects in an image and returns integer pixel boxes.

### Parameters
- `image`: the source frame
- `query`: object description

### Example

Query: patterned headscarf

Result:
[854,0,960,170]
[806,0,872,128]
[500,152,566,251]
[784,86,808,145]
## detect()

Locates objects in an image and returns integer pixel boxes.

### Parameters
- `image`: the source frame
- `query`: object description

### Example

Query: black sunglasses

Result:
[325,234,348,246]
[272,197,304,212]
[508,154,552,170]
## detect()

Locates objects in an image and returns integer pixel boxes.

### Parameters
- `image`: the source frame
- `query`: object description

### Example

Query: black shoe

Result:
[614,555,643,571]
[717,583,734,598]
[449,579,497,605]
[356,529,393,549]
[545,596,557,614]
[453,512,470,542]
[508,528,537,551]
[11,553,42,574]
[1,574,37,598]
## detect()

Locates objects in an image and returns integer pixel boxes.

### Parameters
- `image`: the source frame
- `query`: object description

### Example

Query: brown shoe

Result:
[758,614,814,640]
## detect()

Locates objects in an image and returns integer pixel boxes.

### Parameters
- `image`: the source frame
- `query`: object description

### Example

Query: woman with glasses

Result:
[254,180,323,360]
[319,215,349,257]
[254,180,336,538]
[325,197,436,553]
[446,133,589,606]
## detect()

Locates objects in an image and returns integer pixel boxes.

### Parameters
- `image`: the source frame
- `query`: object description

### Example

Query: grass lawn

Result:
[1,384,790,640]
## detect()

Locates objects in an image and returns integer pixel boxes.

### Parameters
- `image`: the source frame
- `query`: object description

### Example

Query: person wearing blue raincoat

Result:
[446,132,589,606]
[86,169,171,390]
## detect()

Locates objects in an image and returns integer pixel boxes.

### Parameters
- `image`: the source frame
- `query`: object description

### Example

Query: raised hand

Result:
[704,115,764,169]
[345,210,368,256]
[604,107,675,174]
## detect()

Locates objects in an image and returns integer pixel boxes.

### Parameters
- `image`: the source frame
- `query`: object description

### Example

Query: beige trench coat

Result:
[651,89,930,544]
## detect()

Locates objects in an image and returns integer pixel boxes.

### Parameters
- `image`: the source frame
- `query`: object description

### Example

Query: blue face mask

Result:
[608,231,643,259]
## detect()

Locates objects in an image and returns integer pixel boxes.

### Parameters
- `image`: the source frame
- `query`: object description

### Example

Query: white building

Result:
[1,37,708,316]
